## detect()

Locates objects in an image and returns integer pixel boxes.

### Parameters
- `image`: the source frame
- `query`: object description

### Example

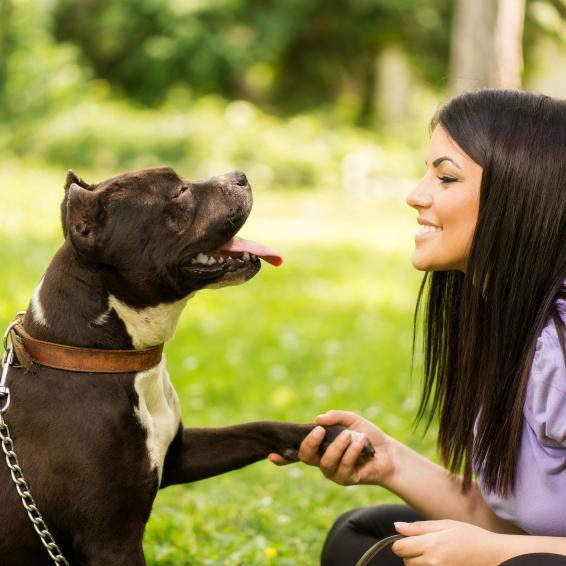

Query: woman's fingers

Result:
[319,429,356,477]
[340,433,368,468]
[267,453,290,466]
[331,432,368,483]
[298,425,325,465]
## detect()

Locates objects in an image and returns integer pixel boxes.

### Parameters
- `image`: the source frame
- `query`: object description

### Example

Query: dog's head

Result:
[61,167,281,307]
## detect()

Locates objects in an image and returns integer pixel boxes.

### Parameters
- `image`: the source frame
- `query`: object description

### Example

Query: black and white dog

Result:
[0,167,372,565]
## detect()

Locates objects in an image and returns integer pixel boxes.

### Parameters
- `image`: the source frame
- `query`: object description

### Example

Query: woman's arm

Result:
[274,411,566,564]
[283,410,522,534]
[386,440,523,533]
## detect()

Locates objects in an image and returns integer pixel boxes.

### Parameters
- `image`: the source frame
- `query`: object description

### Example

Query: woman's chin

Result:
[411,251,434,272]
[411,252,465,273]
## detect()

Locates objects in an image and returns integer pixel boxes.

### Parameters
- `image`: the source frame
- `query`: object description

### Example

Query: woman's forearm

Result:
[383,440,523,534]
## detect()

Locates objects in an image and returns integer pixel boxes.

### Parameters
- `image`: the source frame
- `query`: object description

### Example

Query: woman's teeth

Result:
[416,225,443,235]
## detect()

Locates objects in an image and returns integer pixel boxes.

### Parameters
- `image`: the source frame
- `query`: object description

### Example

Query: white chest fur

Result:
[134,358,181,482]
[108,294,190,349]
[108,294,191,482]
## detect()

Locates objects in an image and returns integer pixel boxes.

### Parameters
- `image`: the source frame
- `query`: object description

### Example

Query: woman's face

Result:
[406,125,482,272]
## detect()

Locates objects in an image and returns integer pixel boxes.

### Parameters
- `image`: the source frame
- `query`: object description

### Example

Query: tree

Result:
[450,0,526,93]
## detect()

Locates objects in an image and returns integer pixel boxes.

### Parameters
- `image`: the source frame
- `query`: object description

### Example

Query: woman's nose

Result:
[406,178,433,209]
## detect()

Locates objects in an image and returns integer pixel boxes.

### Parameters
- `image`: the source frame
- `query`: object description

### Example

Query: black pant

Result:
[320,504,566,566]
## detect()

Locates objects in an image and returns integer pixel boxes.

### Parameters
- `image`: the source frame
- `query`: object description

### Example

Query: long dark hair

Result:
[414,89,566,496]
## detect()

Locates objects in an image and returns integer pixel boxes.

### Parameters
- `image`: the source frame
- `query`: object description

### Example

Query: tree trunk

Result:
[374,47,412,128]
[450,0,526,94]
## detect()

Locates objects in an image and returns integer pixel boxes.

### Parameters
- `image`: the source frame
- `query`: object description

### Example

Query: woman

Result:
[270,89,566,565]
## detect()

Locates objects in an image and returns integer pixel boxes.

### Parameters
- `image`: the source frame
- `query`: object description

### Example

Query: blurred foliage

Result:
[524,0,566,80]
[1,91,433,188]
[50,0,453,122]
[0,0,89,122]
[1,0,565,122]
[0,0,564,166]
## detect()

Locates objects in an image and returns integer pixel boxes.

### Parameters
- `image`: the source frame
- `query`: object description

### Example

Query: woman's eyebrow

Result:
[426,156,462,169]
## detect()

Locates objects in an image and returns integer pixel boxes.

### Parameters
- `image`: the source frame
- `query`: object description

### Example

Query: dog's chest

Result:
[104,295,189,481]
[134,359,181,482]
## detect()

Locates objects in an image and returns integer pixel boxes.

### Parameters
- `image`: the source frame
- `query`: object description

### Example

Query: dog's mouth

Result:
[186,236,283,287]
[190,237,283,268]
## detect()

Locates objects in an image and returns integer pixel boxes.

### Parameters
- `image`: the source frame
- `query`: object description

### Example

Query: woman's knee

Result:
[326,504,418,541]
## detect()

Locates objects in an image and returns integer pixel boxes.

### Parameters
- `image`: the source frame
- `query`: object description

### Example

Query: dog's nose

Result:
[232,171,249,188]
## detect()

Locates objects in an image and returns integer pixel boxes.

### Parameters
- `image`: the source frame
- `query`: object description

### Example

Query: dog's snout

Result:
[232,171,249,188]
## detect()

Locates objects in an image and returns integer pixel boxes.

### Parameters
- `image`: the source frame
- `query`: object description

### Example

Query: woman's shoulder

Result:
[523,292,566,447]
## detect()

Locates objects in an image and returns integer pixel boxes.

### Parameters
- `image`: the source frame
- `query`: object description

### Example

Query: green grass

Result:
[0,159,437,565]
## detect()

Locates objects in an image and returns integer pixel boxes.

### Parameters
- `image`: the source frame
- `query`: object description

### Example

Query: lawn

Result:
[0,159,437,565]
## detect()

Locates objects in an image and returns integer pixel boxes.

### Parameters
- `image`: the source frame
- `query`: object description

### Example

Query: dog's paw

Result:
[318,425,375,465]
[273,423,375,465]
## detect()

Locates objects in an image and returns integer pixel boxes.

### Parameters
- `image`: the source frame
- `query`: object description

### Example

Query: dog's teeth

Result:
[251,254,257,260]
[208,256,217,265]
[218,257,225,263]
[242,252,250,261]
[195,253,209,265]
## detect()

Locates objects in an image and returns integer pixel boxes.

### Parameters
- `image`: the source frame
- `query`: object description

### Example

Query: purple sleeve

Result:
[523,320,566,448]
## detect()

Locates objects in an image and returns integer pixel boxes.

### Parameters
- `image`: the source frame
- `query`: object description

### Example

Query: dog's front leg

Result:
[160,421,374,487]
[160,421,310,487]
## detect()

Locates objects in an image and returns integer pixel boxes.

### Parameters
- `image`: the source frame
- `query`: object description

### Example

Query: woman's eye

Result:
[438,175,458,184]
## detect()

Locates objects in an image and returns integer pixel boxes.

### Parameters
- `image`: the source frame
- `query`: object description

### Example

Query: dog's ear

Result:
[65,183,103,254]
[65,170,89,190]
[61,170,92,236]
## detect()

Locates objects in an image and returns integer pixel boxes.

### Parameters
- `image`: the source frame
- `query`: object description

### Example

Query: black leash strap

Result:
[355,534,405,566]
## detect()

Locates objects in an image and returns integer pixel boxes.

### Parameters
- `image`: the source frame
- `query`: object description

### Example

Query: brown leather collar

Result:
[8,314,163,374]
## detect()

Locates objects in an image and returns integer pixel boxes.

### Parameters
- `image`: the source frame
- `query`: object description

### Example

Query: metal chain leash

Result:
[1,316,70,566]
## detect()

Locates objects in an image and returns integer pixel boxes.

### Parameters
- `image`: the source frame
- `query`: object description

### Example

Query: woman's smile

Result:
[415,219,443,238]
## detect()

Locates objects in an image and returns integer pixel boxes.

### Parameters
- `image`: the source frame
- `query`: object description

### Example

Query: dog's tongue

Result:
[220,237,283,266]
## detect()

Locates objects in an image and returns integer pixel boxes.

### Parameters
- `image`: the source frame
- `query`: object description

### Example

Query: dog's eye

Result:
[172,186,189,199]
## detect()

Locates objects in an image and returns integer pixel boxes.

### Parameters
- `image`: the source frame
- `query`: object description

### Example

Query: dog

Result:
[0,167,374,565]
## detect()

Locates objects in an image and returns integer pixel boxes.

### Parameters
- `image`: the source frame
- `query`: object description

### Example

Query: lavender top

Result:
[477,292,566,536]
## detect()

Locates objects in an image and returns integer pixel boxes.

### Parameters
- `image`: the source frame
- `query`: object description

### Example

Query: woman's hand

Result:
[269,410,398,487]
[392,520,503,566]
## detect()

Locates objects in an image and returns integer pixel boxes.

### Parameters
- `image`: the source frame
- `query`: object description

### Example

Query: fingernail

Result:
[351,431,365,443]
[394,522,410,529]
[312,426,325,437]
[316,413,327,420]
[339,430,352,441]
